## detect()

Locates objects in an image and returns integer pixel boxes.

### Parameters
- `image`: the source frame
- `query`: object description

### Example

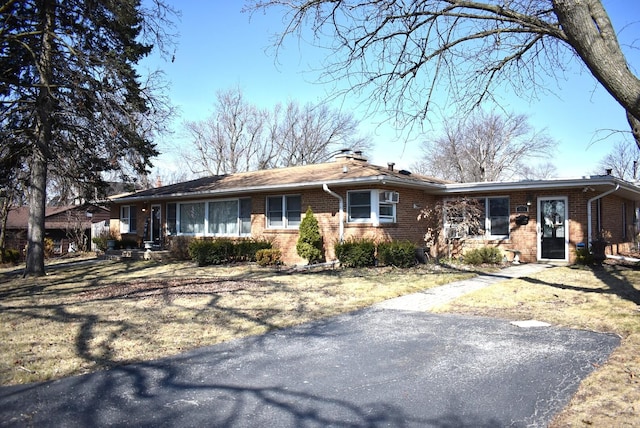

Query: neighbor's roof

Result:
[114,156,449,202]
[6,205,110,229]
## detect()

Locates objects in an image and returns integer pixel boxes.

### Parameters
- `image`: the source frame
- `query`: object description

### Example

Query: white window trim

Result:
[172,198,251,237]
[265,195,302,230]
[483,196,510,239]
[120,205,136,234]
[347,190,396,226]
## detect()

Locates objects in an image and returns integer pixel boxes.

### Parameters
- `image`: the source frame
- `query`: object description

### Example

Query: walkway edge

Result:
[375,263,554,312]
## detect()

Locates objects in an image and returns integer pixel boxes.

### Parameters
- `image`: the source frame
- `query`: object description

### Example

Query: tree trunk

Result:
[25,149,47,277]
[553,0,640,145]
[0,197,9,263]
[627,111,640,151]
[24,0,56,277]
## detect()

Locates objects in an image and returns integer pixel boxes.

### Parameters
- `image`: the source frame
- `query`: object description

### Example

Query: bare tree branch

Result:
[246,0,640,147]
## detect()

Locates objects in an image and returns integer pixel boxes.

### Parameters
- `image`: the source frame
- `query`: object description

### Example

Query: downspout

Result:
[587,184,619,246]
[322,184,344,243]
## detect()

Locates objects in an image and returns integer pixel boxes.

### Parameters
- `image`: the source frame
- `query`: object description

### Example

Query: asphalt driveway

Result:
[0,306,619,427]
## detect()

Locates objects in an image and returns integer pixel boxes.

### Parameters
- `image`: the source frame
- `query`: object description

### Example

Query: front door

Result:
[150,205,161,245]
[538,197,568,261]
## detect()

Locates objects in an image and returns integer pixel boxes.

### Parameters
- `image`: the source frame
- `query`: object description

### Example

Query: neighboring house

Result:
[110,152,640,264]
[5,204,110,256]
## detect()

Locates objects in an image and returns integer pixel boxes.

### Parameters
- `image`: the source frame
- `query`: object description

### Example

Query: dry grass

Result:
[431,263,640,427]
[0,257,472,386]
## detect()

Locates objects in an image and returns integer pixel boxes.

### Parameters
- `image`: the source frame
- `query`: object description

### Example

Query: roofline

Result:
[113,176,445,203]
[111,174,640,204]
[437,175,640,195]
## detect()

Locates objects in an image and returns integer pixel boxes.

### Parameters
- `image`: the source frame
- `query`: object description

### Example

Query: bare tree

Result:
[182,87,370,175]
[64,211,89,253]
[182,87,268,175]
[594,141,640,181]
[245,0,640,149]
[418,197,483,259]
[519,162,559,180]
[413,110,556,182]
[274,100,369,167]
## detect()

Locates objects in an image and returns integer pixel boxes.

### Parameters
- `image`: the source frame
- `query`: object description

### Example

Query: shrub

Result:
[1,248,21,264]
[255,248,282,267]
[574,247,594,265]
[92,236,108,252]
[463,246,502,265]
[44,238,55,258]
[377,240,417,268]
[335,238,376,268]
[188,239,236,266]
[296,206,324,264]
[167,235,194,260]
[117,238,139,250]
[235,239,272,262]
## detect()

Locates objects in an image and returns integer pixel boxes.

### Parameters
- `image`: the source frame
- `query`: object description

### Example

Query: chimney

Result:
[156,176,162,187]
[387,162,395,172]
[334,149,367,163]
[605,168,612,176]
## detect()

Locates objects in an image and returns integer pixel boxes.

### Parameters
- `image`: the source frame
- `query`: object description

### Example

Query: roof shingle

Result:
[116,158,449,201]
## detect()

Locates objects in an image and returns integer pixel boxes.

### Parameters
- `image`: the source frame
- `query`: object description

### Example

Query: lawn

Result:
[0,257,472,386]
[430,263,640,427]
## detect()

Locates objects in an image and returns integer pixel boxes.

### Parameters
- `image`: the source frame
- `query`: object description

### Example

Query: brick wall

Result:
[256,186,432,265]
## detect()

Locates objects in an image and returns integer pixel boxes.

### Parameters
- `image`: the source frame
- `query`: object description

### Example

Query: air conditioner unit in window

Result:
[446,225,463,239]
[381,191,399,203]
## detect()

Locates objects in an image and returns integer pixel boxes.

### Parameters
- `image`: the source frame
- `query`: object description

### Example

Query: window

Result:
[239,198,252,234]
[168,198,251,236]
[487,197,509,236]
[347,190,396,224]
[179,202,205,234]
[166,203,177,235]
[120,205,137,233]
[266,195,301,228]
[348,191,371,222]
[208,200,239,235]
[622,202,627,240]
[444,197,509,238]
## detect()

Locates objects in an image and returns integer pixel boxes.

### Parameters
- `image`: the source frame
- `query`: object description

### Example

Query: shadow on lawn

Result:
[520,264,640,306]
[0,260,357,384]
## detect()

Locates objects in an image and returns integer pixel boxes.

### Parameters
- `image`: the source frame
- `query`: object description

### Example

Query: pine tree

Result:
[296,206,324,264]
[0,0,176,276]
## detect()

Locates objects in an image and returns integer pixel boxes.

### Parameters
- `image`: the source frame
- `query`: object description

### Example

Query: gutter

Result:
[587,183,620,246]
[322,184,344,243]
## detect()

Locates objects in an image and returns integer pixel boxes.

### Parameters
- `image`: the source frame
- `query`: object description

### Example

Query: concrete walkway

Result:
[376,263,553,312]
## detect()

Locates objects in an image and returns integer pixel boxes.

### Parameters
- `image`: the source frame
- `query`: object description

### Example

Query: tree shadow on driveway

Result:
[0,305,620,427]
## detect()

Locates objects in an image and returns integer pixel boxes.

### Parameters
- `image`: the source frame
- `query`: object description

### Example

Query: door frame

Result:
[537,196,569,262]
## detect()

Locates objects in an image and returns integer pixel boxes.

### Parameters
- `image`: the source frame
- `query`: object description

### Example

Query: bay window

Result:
[347,190,397,224]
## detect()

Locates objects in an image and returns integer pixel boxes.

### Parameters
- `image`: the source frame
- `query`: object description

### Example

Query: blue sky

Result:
[142,1,640,180]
